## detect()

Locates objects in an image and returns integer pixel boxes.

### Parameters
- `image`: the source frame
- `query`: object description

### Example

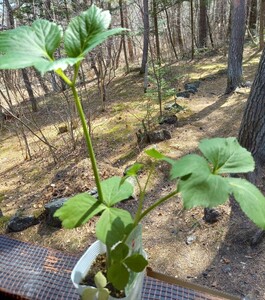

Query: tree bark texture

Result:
[164,7,178,60]
[190,0,195,59]
[259,0,265,50]
[153,0,161,65]
[198,0,208,48]
[140,0,149,74]
[238,47,265,181]
[4,0,14,28]
[119,0,130,73]
[176,2,184,54]
[226,0,246,94]
[21,69,37,112]
[248,0,257,33]
[123,3,134,62]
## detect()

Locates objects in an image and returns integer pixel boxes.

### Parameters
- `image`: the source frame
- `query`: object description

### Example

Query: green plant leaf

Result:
[0,19,62,72]
[98,288,110,300]
[125,163,144,176]
[111,243,129,262]
[107,262,129,290]
[228,177,265,229]
[180,172,230,208]
[165,154,210,180]
[145,148,165,159]
[199,137,255,174]
[94,271,107,289]
[101,176,133,206]
[81,288,97,300]
[64,4,126,57]
[96,208,133,246]
[35,57,83,74]
[32,19,62,57]
[54,193,106,228]
[124,253,148,272]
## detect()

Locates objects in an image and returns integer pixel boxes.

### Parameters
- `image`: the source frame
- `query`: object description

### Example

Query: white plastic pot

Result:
[71,240,146,300]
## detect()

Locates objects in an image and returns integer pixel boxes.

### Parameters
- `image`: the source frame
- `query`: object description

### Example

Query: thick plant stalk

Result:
[56,68,104,203]
[71,85,104,202]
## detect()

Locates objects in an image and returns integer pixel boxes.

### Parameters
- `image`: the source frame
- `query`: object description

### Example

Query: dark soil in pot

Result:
[81,253,126,298]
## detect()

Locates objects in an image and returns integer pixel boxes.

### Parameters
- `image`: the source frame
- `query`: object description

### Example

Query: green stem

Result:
[73,62,81,85]
[132,177,144,224]
[134,165,154,224]
[138,188,179,223]
[71,85,104,202]
[56,69,73,86]
[122,187,179,246]
[57,69,104,203]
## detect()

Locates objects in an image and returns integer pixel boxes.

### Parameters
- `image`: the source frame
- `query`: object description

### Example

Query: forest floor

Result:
[0,46,264,300]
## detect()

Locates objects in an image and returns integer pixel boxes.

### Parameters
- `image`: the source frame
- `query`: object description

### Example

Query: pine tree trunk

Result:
[176,2,184,54]
[198,0,208,48]
[238,47,265,182]
[153,0,161,65]
[140,0,149,74]
[190,0,195,59]
[226,0,246,94]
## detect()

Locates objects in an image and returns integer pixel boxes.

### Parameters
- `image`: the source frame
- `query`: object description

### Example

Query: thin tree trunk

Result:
[152,0,162,117]
[153,0,161,65]
[119,0,130,73]
[248,0,257,34]
[4,0,14,28]
[20,125,32,160]
[115,39,123,69]
[207,13,214,48]
[259,0,265,50]
[190,0,195,59]
[198,0,208,48]
[50,72,59,92]
[34,69,49,95]
[164,7,178,60]
[106,2,113,68]
[176,2,184,54]
[226,0,246,94]
[140,0,149,74]
[124,3,134,62]
[21,69,37,112]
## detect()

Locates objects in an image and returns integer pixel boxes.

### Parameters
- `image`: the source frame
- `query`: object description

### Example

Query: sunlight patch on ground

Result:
[199,63,226,71]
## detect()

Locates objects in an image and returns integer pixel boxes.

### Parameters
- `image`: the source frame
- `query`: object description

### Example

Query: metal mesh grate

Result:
[0,235,79,299]
[143,277,223,300]
[0,235,228,300]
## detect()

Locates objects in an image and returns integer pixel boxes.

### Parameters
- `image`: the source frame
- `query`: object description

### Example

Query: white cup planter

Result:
[71,240,146,300]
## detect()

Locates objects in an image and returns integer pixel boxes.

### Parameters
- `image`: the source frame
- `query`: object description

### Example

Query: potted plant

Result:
[1,4,265,300]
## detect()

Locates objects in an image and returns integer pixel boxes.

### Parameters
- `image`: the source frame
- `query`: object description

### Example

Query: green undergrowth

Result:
[0,194,4,203]
[0,216,10,231]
